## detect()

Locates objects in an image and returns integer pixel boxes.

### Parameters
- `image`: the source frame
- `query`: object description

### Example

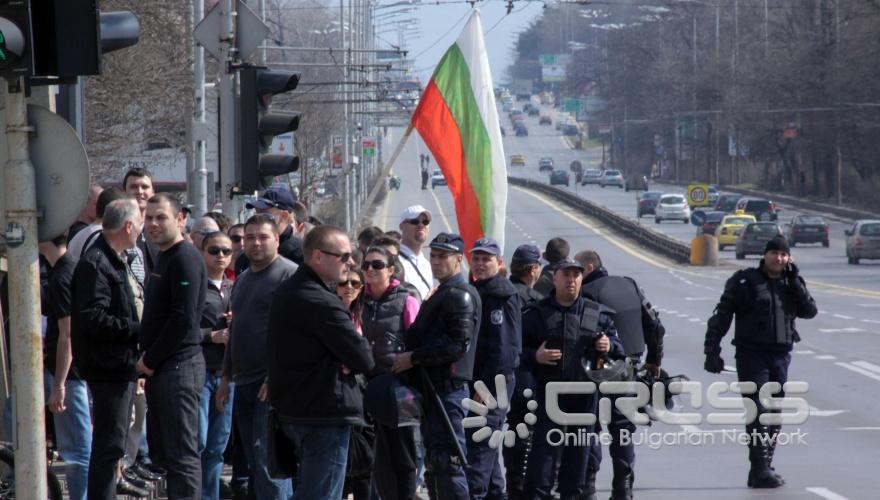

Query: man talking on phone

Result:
[704,235,817,489]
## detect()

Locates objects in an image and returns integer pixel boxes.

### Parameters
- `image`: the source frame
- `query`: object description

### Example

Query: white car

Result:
[655,194,691,224]
[599,169,625,188]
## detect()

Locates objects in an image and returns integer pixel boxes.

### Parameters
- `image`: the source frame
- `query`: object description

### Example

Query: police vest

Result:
[362,285,410,373]
[734,269,796,347]
[536,299,600,381]
[581,275,646,357]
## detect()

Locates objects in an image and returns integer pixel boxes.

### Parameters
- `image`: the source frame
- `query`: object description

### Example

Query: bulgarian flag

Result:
[411,10,507,252]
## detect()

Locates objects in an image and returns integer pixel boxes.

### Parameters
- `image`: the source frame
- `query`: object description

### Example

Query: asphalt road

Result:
[373,125,880,500]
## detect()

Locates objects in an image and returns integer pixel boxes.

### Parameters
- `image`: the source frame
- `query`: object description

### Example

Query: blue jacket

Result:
[473,274,521,382]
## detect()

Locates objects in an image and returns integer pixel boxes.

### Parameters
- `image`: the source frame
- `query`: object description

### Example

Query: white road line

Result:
[857,303,880,308]
[688,318,701,322]
[808,406,848,417]
[795,350,816,355]
[676,314,689,318]
[861,319,880,325]
[818,327,865,333]
[836,362,880,382]
[851,360,880,376]
[833,314,854,320]
[666,310,678,314]
[839,427,880,431]
[814,355,836,360]
[805,486,850,500]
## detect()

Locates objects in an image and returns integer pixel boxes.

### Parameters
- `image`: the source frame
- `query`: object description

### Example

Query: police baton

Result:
[418,367,468,466]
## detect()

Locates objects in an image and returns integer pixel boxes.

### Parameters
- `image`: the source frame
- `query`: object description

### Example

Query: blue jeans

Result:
[234,381,292,500]
[282,423,350,500]
[45,373,91,500]
[421,383,469,500]
[199,374,234,500]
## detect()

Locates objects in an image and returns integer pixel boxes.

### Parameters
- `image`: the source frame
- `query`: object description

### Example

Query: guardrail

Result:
[509,176,693,264]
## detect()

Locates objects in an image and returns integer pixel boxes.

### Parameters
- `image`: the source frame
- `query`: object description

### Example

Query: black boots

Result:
[747,428,784,489]
[582,470,598,500]
[608,471,633,500]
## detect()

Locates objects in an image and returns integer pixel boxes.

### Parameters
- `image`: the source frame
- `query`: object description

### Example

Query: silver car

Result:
[735,222,783,259]
[599,169,625,188]
[845,220,880,264]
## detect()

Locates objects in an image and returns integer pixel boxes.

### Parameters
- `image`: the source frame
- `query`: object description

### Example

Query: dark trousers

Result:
[503,369,535,498]
[421,382,469,500]
[87,380,134,500]
[146,354,206,499]
[466,375,513,500]
[373,424,417,500]
[736,348,791,459]
[587,394,636,489]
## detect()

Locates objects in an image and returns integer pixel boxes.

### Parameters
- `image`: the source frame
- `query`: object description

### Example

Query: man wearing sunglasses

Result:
[236,187,304,275]
[398,205,435,301]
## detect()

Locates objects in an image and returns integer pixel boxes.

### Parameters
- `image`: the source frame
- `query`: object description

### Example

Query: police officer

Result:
[392,233,481,500]
[465,237,521,500]
[576,250,665,500]
[504,244,544,499]
[534,238,570,296]
[704,235,817,488]
[521,259,624,500]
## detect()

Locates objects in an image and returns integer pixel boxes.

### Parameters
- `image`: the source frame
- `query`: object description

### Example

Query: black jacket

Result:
[267,264,374,424]
[362,280,410,375]
[511,276,543,310]
[705,261,817,355]
[473,275,521,382]
[533,264,556,297]
[201,276,232,373]
[71,236,140,382]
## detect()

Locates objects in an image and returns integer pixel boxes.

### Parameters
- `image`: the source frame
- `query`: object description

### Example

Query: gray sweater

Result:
[223,256,298,385]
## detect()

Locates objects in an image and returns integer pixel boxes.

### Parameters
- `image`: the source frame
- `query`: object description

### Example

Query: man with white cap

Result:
[397,205,434,300]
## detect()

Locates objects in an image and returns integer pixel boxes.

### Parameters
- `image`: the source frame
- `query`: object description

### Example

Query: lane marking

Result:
[796,350,816,355]
[814,355,836,360]
[851,360,880,376]
[805,487,850,500]
[839,427,880,431]
[835,362,880,382]
[818,328,865,333]
[833,314,854,320]
[688,318,701,322]
[808,406,848,417]
[861,319,880,325]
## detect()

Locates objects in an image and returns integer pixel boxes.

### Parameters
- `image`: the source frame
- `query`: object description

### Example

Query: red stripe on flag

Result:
[412,81,483,250]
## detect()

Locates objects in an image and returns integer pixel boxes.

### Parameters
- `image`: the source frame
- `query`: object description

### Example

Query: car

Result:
[715,212,757,250]
[528,107,540,116]
[636,191,664,217]
[431,170,446,188]
[714,193,743,213]
[539,115,552,125]
[510,154,526,166]
[735,197,779,221]
[509,108,523,120]
[735,222,784,259]
[523,103,533,113]
[695,210,726,236]
[599,169,625,189]
[514,123,529,136]
[581,169,603,185]
[550,169,570,187]
[785,215,829,247]
[538,157,554,172]
[845,220,880,264]
[563,124,580,136]
[655,194,691,224]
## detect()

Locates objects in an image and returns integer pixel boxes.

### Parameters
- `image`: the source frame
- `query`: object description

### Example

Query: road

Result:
[373,124,880,500]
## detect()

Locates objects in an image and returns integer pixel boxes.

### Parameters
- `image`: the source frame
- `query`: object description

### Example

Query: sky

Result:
[379,1,546,85]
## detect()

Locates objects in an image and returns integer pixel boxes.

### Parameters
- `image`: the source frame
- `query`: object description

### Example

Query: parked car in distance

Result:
[510,154,526,166]
[785,215,829,247]
[736,197,779,221]
[655,194,691,224]
[736,222,784,259]
[581,169,603,185]
[636,191,664,217]
[431,170,446,188]
[550,169,571,187]
[715,212,757,250]
[695,211,726,236]
[538,157,555,172]
[599,169,625,189]
[539,115,552,125]
[845,220,880,264]
[714,193,743,213]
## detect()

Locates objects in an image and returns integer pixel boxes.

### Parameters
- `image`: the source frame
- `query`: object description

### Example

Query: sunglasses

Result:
[229,235,243,243]
[337,279,363,289]
[207,246,233,256]
[406,218,431,226]
[320,249,353,263]
[362,260,390,271]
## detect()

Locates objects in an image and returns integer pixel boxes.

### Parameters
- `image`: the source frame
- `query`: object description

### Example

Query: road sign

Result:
[193,2,223,60]
[688,183,710,207]
[691,209,707,226]
[361,137,376,157]
[270,132,294,155]
[235,0,269,61]
[0,105,89,241]
[331,135,343,173]
[563,99,581,113]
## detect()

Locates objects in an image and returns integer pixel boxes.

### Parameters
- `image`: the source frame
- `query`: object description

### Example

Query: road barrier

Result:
[509,177,694,264]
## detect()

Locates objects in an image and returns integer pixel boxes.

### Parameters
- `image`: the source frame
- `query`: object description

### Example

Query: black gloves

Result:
[704,354,725,373]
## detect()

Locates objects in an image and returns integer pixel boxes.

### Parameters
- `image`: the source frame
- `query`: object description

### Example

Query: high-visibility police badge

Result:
[491,309,503,325]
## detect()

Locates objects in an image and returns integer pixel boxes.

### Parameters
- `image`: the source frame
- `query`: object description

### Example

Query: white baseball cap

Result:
[399,205,432,224]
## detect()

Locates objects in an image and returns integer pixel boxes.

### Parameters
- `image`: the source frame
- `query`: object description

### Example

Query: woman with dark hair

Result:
[361,246,420,500]
[336,267,365,333]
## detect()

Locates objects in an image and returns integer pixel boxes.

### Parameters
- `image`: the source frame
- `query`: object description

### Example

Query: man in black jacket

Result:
[267,225,374,500]
[704,236,817,489]
[72,198,144,500]
[392,233,482,500]
[236,187,303,274]
[534,237,569,296]
[465,237,521,500]
[137,193,208,498]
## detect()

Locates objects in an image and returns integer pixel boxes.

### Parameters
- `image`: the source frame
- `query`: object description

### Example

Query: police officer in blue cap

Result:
[465,237,521,500]
[392,233,481,500]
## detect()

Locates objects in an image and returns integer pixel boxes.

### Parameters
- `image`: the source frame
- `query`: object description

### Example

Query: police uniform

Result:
[704,236,817,488]
[465,238,522,500]
[581,266,665,500]
[406,233,481,500]
[521,261,624,500]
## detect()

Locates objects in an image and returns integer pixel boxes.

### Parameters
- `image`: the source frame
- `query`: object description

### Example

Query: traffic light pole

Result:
[189,0,209,216]
[3,77,48,500]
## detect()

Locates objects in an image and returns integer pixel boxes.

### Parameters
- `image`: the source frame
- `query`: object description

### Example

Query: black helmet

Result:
[635,367,690,413]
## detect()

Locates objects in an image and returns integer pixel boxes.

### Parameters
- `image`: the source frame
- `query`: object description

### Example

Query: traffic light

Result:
[0,0,33,78]
[237,66,301,195]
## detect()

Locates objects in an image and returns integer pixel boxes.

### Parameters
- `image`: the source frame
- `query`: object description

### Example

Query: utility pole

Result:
[4,77,48,500]
[219,0,239,219]
[189,0,209,215]
[342,0,352,232]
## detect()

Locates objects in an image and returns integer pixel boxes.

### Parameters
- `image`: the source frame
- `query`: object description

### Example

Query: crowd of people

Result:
[28,167,815,500]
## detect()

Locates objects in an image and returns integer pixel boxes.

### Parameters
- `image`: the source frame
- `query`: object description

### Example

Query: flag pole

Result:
[358,123,415,228]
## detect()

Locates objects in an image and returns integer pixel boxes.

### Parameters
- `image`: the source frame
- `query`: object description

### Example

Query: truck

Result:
[511,79,533,101]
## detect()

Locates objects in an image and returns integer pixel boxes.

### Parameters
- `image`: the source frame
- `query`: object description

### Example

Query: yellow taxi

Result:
[715,211,757,250]
[510,154,526,166]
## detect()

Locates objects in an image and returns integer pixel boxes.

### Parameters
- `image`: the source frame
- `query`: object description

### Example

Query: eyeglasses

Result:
[206,246,233,256]
[405,218,431,226]
[229,235,243,243]
[362,260,390,271]
[320,249,353,263]
[337,279,363,289]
